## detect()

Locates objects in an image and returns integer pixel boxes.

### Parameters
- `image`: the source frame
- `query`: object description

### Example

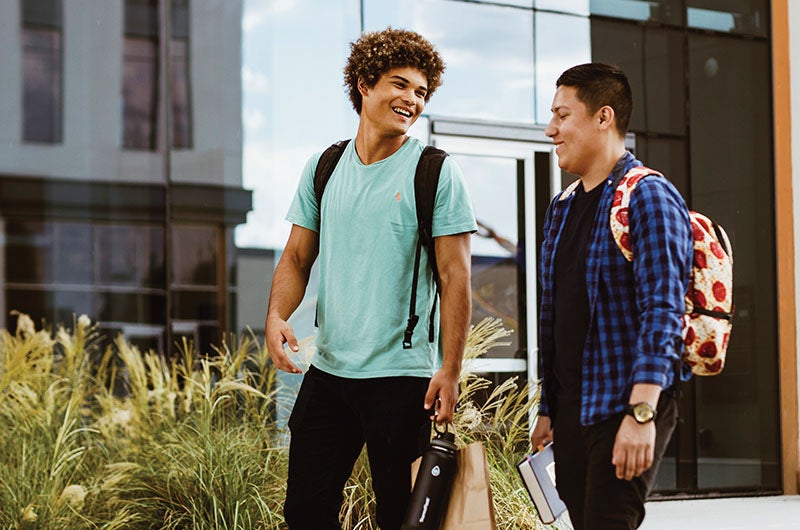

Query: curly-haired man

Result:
[265,28,476,530]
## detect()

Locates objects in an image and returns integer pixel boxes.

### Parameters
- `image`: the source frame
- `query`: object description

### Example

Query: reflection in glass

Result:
[171,0,192,148]
[688,34,778,491]
[122,31,159,149]
[535,0,588,15]
[171,225,217,285]
[591,21,685,136]
[590,0,683,25]
[21,0,63,143]
[687,0,767,36]
[365,0,534,123]
[535,12,590,124]
[448,153,522,360]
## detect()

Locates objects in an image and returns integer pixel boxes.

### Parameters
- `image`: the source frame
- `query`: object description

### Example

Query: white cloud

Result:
[242,65,270,95]
[242,0,297,33]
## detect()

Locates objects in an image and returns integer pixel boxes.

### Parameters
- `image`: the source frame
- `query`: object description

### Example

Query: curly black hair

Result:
[343,27,445,114]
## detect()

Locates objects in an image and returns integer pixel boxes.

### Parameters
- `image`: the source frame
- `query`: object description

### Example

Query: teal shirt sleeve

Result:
[431,157,478,237]
[285,152,323,232]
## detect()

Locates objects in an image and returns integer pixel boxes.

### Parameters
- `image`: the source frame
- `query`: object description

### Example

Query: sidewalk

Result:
[640,495,800,529]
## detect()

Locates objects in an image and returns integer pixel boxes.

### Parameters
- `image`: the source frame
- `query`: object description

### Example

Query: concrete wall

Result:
[0,0,242,186]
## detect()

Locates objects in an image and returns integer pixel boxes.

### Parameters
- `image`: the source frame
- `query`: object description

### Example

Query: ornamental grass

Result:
[0,313,566,529]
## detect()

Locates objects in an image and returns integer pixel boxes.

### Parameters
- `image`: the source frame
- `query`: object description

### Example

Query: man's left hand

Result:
[611,416,656,481]
[424,367,459,424]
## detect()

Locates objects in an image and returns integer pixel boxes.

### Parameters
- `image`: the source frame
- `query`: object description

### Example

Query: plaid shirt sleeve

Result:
[627,176,693,387]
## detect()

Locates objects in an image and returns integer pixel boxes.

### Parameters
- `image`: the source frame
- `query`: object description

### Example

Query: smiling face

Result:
[359,67,428,137]
[545,85,604,177]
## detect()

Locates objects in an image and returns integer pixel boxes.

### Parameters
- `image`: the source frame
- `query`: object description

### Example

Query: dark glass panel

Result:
[632,137,688,200]
[22,27,62,143]
[171,38,192,149]
[122,37,158,149]
[22,0,62,27]
[172,290,218,320]
[6,289,50,329]
[592,20,685,136]
[687,0,767,36]
[171,0,189,39]
[96,291,166,324]
[142,225,167,287]
[124,0,158,38]
[591,0,683,25]
[172,226,217,285]
[53,290,93,326]
[54,223,93,284]
[6,221,53,284]
[97,225,140,285]
[688,34,778,490]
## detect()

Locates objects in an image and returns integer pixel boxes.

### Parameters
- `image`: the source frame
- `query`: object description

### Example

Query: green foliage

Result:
[0,313,561,529]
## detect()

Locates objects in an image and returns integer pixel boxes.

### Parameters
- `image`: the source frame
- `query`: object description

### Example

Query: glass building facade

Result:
[0,0,789,497]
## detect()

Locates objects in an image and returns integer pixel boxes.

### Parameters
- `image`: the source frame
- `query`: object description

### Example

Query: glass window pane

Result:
[688,34,778,490]
[6,289,50,329]
[171,38,192,149]
[122,37,158,149]
[54,223,93,284]
[633,137,688,199]
[172,225,217,285]
[591,21,685,136]
[365,0,535,123]
[535,0,588,15]
[535,12,590,124]
[6,221,52,283]
[590,0,683,25]
[172,290,218,320]
[236,0,361,250]
[53,289,93,325]
[687,0,767,36]
[97,225,140,285]
[22,28,62,143]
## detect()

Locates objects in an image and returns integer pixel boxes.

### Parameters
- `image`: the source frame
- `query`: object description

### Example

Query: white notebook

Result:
[517,442,567,524]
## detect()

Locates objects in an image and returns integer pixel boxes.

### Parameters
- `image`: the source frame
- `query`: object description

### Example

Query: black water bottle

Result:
[401,426,458,530]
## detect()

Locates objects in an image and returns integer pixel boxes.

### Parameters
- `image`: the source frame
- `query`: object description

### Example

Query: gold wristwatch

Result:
[626,402,656,424]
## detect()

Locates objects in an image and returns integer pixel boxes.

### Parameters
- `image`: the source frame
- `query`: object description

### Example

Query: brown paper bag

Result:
[411,441,498,530]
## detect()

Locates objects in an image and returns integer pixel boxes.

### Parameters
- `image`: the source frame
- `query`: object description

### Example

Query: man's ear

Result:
[357,78,370,97]
[597,105,616,131]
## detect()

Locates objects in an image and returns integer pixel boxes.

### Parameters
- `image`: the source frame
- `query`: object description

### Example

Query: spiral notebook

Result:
[517,442,567,524]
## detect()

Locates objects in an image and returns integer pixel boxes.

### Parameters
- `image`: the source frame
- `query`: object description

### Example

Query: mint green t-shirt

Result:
[286,137,477,378]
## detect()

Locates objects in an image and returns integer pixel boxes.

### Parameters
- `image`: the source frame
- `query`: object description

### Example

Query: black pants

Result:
[552,391,678,530]
[284,365,431,530]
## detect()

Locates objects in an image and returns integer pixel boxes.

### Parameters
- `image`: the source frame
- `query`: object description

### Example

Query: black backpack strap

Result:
[404,145,448,349]
[313,139,350,328]
[314,139,351,206]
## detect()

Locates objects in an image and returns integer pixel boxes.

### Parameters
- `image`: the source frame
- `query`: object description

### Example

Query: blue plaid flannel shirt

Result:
[538,152,693,426]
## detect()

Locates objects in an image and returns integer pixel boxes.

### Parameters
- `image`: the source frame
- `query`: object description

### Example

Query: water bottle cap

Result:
[431,431,456,452]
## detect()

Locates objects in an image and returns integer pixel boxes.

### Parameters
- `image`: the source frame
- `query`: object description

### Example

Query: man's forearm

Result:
[267,253,313,322]
[438,271,471,373]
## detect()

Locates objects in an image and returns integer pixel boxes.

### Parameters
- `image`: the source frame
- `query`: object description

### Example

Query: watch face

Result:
[632,402,655,423]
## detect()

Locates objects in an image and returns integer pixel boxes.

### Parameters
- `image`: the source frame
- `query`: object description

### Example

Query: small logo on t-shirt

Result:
[395,192,401,202]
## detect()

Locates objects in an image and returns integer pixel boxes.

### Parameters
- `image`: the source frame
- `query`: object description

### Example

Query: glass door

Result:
[431,125,556,392]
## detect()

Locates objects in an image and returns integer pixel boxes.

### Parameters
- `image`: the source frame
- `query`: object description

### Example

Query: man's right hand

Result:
[530,415,554,451]
[265,316,303,374]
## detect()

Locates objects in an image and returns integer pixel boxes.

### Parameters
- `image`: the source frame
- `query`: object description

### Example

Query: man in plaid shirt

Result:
[530,63,693,529]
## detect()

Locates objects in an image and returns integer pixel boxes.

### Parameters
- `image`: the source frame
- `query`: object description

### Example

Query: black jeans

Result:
[552,391,678,530]
[284,365,431,530]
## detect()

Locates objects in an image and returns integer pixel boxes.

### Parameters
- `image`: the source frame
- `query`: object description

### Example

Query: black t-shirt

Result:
[553,181,604,402]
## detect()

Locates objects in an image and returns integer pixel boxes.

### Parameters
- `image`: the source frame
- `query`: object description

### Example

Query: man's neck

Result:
[579,143,628,191]
[354,122,408,165]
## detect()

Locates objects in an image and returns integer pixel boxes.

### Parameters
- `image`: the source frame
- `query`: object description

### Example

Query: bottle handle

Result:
[433,420,453,436]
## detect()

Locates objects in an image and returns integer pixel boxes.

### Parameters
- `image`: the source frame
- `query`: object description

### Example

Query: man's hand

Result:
[612,416,656,480]
[530,415,554,450]
[424,367,459,424]
[265,316,302,374]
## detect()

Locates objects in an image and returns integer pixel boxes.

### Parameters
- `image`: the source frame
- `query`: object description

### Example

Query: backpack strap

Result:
[314,139,351,206]
[312,139,350,327]
[403,145,448,349]
[609,166,662,262]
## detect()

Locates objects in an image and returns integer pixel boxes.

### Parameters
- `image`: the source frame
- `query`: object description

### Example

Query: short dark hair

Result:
[343,27,445,114]
[556,63,633,136]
